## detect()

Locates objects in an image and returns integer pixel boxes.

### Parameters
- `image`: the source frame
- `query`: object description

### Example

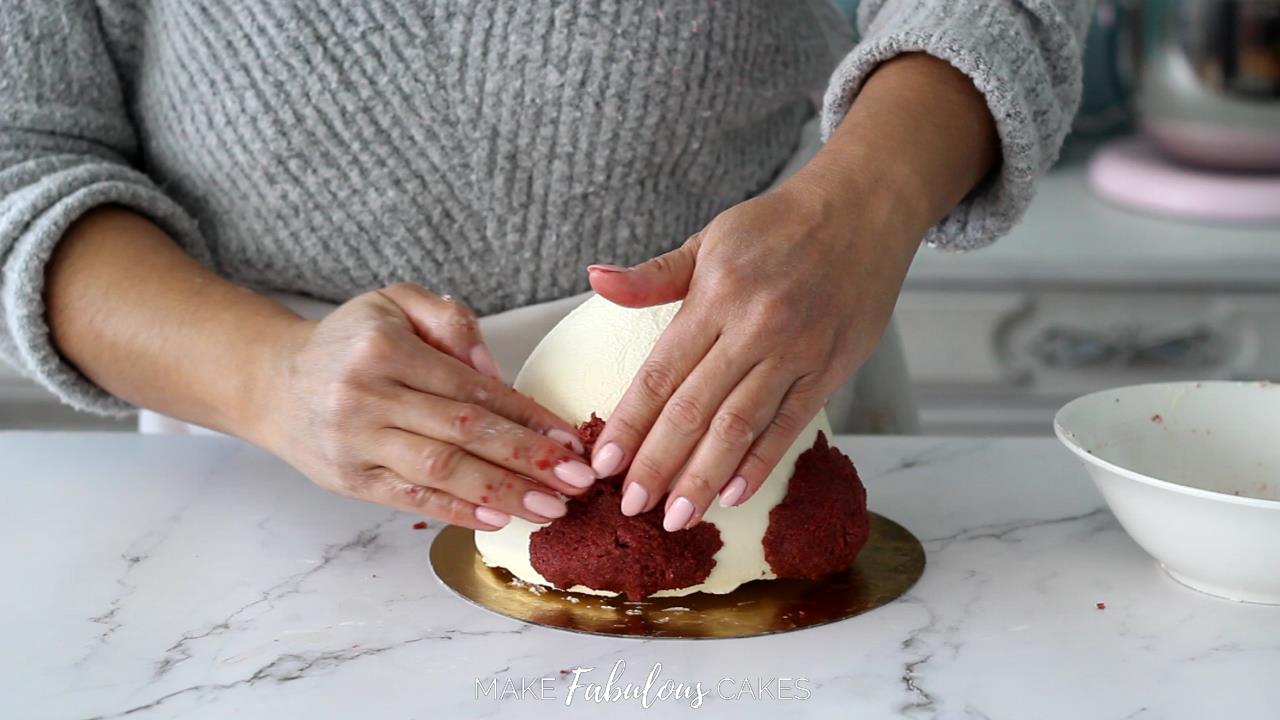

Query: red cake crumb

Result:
[1096,602,1106,610]
[411,521,429,530]
[762,431,869,579]
[576,413,607,455]
[528,415,722,600]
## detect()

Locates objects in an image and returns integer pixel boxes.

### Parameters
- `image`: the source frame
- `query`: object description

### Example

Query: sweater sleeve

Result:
[1,1,213,415]
[821,0,1094,251]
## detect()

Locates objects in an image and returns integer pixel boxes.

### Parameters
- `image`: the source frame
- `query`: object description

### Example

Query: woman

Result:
[1,2,1090,533]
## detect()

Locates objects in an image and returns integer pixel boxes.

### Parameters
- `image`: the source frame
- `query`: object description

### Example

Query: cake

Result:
[475,295,869,600]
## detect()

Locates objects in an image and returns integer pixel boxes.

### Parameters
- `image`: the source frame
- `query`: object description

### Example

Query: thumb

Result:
[587,234,700,308]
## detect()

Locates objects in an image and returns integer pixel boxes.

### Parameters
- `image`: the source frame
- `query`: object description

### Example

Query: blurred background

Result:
[2,0,1278,435]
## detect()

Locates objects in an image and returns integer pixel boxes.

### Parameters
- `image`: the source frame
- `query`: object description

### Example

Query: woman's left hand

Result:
[585,170,922,532]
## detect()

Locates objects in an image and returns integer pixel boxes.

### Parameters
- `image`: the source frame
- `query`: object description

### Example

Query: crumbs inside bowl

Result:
[1057,381,1280,503]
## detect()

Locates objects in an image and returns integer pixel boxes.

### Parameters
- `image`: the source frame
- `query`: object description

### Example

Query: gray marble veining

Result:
[1,433,1275,719]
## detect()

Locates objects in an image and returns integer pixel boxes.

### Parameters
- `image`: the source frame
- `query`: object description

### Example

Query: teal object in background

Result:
[831,0,861,30]
[1074,1,1133,137]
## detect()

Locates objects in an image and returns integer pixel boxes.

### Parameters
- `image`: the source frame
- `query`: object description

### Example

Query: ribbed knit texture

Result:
[1,0,1089,415]
[824,0,1095,250]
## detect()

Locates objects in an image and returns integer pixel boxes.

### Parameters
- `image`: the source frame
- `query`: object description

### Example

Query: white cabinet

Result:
[896,289,1280,435]
[897,145,1280,436]
[0,357,52,405]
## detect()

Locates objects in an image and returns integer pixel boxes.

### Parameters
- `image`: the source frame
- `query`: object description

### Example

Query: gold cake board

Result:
[431,512,925,639]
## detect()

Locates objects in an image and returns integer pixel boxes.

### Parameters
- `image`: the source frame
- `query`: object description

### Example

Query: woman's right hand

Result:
[257,283,597,530]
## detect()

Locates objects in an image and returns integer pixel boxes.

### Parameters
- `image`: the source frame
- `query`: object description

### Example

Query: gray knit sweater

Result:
[0,1,1092,415]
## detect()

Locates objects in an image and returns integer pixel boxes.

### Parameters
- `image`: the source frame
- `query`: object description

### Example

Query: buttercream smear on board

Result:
[474,294,833,598]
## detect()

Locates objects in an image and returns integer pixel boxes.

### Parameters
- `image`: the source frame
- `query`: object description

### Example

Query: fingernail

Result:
[553,460,596,488]
[546,427,585,455]
[475,506,511,528]
[663,496,695,532]
[620,483,649,517]
[469,344,503,382]
[719,476,748,507]
[523,491,567,519]
[587,264,630,274]
[592,442,624,477]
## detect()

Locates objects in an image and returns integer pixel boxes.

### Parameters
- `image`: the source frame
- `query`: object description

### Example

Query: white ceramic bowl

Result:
[1055,381,1280,604]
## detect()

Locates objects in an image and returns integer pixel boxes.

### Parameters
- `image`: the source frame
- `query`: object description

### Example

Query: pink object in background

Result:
[1088,138,1280,225]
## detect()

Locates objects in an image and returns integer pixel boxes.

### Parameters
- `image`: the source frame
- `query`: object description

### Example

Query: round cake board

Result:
[1088,137,1280,225]
[430,512,925,639]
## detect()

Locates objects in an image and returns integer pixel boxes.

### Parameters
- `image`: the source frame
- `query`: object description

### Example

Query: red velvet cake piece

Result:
[575,413,607,455]
[762,431,869,579]
[528,415,723,600]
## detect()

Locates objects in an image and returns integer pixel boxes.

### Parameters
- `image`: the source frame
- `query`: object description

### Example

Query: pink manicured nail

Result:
[546,427,586,455]
[592,442,624,477]
[523,491,567,519]
[663,497,695,532]
[469,344,503,382]
[474,506,511,528]
[620,483,649,517]
[587,264,630,274]
[719,476,748,507]
[553,460,596,488]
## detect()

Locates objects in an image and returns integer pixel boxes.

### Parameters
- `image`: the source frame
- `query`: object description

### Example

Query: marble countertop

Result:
[905,144,1280,291]
[4,432,1276,719]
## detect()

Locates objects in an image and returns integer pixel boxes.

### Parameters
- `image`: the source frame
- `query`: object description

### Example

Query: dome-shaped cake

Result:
[475,294,868,599]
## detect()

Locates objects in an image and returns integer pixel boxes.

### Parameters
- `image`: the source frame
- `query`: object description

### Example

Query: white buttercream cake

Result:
[475,294,867,600]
